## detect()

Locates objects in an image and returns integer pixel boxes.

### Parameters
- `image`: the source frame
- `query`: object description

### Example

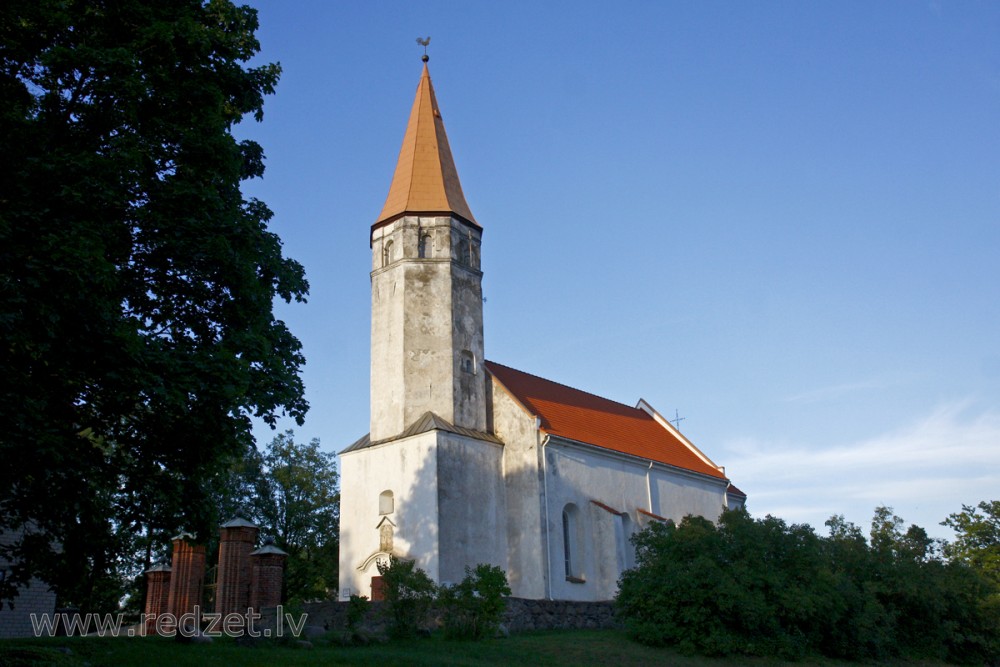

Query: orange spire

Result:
[374,63,478,230]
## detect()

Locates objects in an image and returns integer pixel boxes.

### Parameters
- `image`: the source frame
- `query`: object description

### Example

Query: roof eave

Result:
[544,433,730,484]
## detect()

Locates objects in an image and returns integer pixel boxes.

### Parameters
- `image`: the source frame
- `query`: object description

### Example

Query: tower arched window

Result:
[379,490,394,515]
[458,238,470,266]
[470,241,480,269]
[418,232,432,259]
[460,350,476,374]
[382,240,394,268]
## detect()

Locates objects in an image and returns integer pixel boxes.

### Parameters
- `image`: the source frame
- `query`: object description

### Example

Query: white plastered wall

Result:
[488,378,547,599]
[542,438,729,601]
[338,431,440,599]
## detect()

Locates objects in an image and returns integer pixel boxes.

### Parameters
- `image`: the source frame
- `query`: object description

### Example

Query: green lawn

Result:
[0,630,957,667]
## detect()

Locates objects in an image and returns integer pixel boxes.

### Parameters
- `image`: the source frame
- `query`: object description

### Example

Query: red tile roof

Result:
[485,361,726,480]
[590,500,623,515]
[638,508,669,521]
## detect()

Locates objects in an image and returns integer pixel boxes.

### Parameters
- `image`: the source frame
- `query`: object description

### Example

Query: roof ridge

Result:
[485,359,643,414]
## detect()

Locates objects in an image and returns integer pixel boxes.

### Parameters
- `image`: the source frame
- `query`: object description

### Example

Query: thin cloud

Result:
[723,401,1000,538]
[782,374,915,404]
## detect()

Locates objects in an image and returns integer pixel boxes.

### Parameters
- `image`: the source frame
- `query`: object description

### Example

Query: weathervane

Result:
[416,36,431,62]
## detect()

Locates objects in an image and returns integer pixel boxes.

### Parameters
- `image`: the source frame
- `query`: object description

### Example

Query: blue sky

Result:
[239,1,1000,540]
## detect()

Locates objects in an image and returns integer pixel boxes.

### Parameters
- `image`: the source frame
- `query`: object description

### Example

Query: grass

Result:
[0,630,958,667]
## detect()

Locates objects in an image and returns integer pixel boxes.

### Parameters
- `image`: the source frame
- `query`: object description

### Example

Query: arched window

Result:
[470,241,480,269]
[379,490,394,515]
[460,350,475,374]
[418,232,431,259]
[382,240,394,268]
[562,503,583,581]
[458,238,470,266]
[620,513,636,570]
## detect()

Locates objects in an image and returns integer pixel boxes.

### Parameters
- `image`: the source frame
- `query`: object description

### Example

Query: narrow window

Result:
[470,241,480,269]
[619,513,636,571]
[562,509,573,578]
[382,240,394,267]
[418,232,431,259]
[460,350,475,374]
[562,503,583,581]
[379,490,394,515]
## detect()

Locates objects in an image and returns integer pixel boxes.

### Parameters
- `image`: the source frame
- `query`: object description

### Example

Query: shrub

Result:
[346,594,369,633]
[616,506,1000,664]
[376,556,436,639]
[439,563,512,640]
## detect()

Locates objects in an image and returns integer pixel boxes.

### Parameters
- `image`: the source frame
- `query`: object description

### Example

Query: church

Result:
[338,58,746,602]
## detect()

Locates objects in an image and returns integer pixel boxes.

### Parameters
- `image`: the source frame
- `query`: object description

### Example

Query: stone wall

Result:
[502,598,619,633]
[283,597,620,636]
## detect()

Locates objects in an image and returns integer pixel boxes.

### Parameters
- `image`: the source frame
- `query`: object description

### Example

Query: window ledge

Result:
[565,576,586,584]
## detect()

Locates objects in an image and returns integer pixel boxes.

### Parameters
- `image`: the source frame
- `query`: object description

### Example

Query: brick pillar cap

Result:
[171,530,196,542]
[221,516,259,529]
[250,544,288,557]
[145,562,172,574]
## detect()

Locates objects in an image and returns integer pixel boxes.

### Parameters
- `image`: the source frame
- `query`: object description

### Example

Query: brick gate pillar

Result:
[215,517,259,618]
[250,540,288,611]
[143,562,171,634]
[166,532,206,630]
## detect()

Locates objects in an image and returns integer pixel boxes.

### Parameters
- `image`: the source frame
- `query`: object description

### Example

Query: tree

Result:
[439,564,512,640]
[943,500,1000,586]
[251,431,339,602]
[616,506,1000,663]
[376,556,437,639]
[0,0,307,612]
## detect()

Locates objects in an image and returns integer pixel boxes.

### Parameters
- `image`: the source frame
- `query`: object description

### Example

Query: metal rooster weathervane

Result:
[416,36,431,61]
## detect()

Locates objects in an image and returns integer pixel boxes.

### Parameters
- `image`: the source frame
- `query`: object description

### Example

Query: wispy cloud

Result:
[782,373,917,404]
[723,401,1000,538]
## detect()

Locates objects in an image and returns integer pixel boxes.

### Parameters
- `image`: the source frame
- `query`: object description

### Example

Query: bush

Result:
[346,594,369,633]
[376,556,436,639]
[616,506,1000,664]
[439,563,512,640]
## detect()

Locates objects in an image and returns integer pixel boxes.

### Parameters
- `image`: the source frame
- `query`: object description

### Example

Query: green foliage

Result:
[943,500,1000,586]
[0,0,306,611]
[377,556,437,639]
[439,563,512,640]
[617,510,828,659]
[617,506,1000,664]
[251,430,340,603]
[346,594,370,633]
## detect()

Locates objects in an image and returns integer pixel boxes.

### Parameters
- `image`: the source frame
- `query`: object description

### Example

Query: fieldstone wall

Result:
[280,597,620,636]
[503,598,619,632]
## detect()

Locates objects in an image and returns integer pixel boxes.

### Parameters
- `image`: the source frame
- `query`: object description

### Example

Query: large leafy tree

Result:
[943,500,1000,587]
[252,430,339,603]
[0,0,307,611]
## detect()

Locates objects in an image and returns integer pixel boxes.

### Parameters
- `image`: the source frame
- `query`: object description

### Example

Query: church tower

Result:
[340,59,506,599]
[368,58,486,442]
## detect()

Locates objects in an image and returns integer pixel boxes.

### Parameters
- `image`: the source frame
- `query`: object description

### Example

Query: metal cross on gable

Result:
[669,409,686,431]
